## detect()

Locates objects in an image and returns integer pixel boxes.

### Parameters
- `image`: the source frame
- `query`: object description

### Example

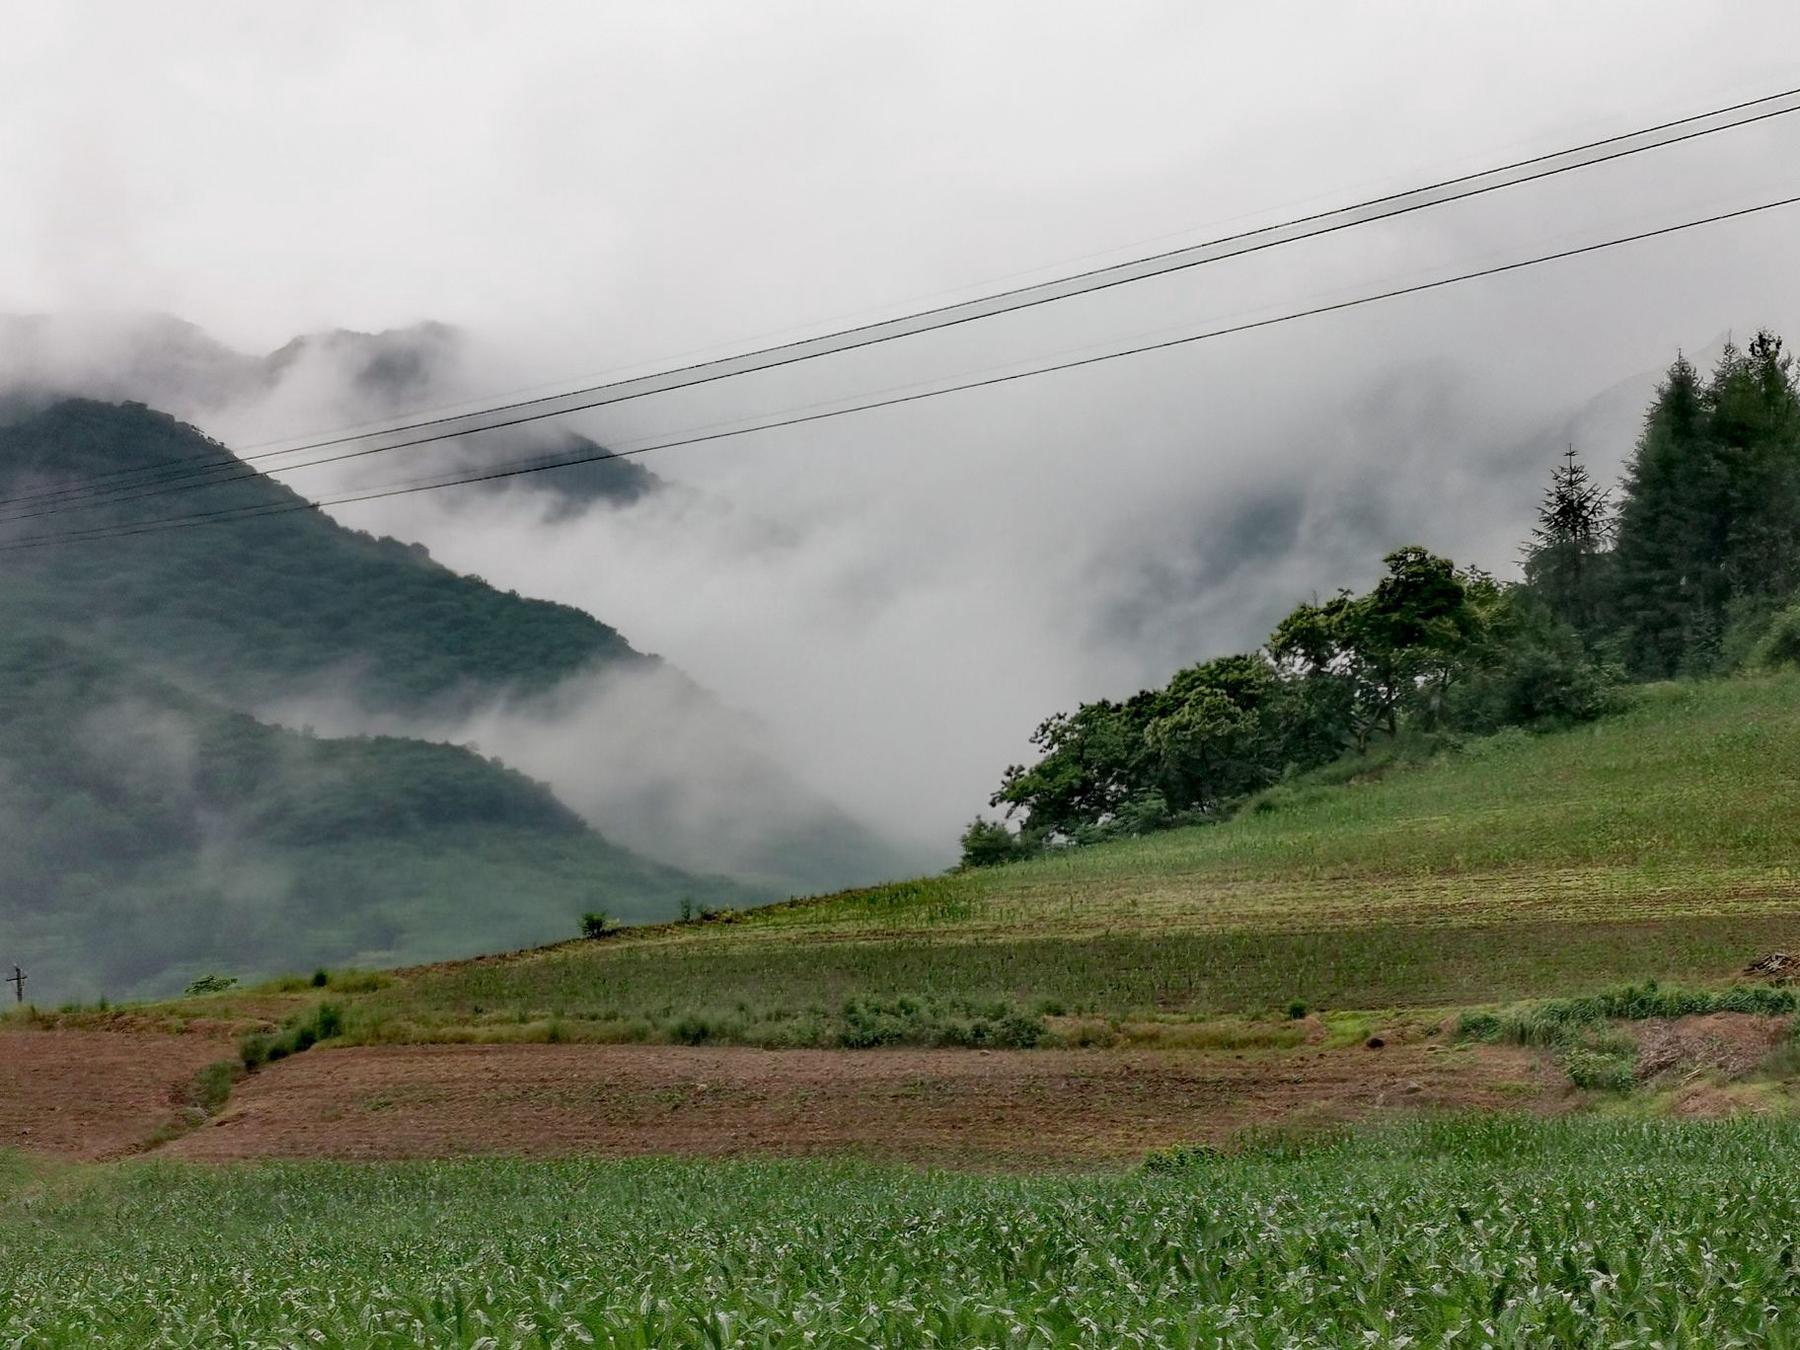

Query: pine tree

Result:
[1522,445,1611,635]
[1609,334,1800,675]
[1712,331,1800,603]
[1611,354,1718,676]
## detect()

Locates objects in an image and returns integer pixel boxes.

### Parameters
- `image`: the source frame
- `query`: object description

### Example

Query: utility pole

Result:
[7,966,23,1004]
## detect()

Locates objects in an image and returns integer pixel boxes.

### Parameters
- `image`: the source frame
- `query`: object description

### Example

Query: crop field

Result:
[120,676,1800,1046]
[6,1117,1800,1346]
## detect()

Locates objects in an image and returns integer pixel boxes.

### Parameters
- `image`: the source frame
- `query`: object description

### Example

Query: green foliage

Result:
[12,1120,1800,1342]
[1457,981,1800,1093]
[579,911,618,940]
[239,1002,347,1070]
[836,997,1044,1049]
[1447,589,1620,730]
[1612,335,1800,677]
[1522,446,1613,636]
[957,816,1024,868]
[182,974,238,996]
[1137,1141,1221,1173]
[1562,1045,1637,1092]
[1463,982,1800,1049]
[182,1061,239,1116]
[993,547,1578,849]
[1750,594,1800,670]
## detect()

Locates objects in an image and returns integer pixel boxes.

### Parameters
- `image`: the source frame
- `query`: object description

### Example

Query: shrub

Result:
[237,1002,345,1071]
[1286,999,1309,1020]
[184,1060,238,1114]
[958,817,1023,869]
[1564,1047,1636,1092]
[834,996,1046,1049]
[1456,983,1800,1049]
[1455,1011,1503,1041]
[183,973,238,996]
[1139,1142,1221,1174]
[580,911,617,940]
[1752,597,1800,670]
[311,969,329,988]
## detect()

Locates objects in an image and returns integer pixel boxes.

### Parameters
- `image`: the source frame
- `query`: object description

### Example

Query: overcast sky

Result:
[5,2,1800,861]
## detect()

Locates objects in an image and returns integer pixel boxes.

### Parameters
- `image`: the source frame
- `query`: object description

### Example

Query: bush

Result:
[835,996,1046,1049]
[1139,1142,1221,1174]
[183,1060,238,1115]
[1751,596,1800,670]
[958,817,1024,869]
[1564,1046,1636,1092]
[580,911,617,940]
[237,1002,345,1071]
[183,973,238,996]
[1457,983,1800,1049]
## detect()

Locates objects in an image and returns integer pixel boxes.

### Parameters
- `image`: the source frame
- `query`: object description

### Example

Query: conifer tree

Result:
[1610,334,1800,675]
[1522,445,1611,636]
[1610,354,1717,675]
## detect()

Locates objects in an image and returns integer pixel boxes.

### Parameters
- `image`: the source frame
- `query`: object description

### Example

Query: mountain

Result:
[0,624,758,1001]
[0,398,911,998]
[0,399,644,712]
[0,313,660,514]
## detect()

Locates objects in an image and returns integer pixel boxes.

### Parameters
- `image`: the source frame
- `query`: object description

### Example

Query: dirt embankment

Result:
[163,1038,1556,1166]
[0,1029,236,1159]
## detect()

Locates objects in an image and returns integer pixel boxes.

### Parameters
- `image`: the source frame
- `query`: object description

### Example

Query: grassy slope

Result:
[148,674,1800,1042]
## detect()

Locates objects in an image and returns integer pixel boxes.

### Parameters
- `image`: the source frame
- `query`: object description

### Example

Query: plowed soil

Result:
[166,1039,1558,1167]
[0,1029,235,1159]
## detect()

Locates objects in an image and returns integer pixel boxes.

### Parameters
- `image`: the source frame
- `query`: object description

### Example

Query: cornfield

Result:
[6,1117,1800,1346]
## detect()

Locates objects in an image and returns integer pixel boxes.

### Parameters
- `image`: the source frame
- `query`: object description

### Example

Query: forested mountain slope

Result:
[0,625,756,1001]
[0,402,914,895]
[0,400,644,711]
[0,398,919,998]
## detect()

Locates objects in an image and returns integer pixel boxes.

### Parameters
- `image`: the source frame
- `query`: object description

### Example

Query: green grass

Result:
[10,1118,1800,1344]
[95,675,1800,1044]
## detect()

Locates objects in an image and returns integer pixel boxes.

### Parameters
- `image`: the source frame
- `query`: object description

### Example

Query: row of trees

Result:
[964,330,1800,865]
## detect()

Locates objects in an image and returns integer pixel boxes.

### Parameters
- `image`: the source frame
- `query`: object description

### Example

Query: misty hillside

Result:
[0,314,661,512]
[0,400,915,888]
[0,398,917,997]
[0,400,646,712]
[0,624,758,1001]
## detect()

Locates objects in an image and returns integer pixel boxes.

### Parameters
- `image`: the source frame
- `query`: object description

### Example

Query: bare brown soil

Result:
[1633,1012,1793,1081]
[165,1038,1559,1167]
[0,1029,235,1159]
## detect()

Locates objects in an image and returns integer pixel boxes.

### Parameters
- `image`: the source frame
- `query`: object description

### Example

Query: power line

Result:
[5,188,1795,556]
[4,84,1798,523]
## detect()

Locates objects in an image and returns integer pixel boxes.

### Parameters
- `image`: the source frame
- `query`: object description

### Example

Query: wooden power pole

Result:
[7,966,23,1004]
